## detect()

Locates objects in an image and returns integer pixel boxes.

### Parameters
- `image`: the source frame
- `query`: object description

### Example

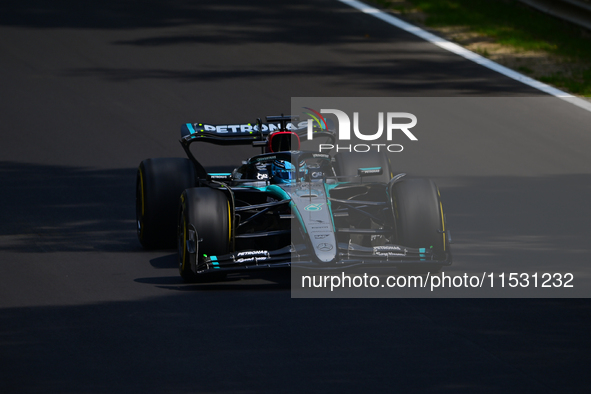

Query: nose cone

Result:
[286,183,337,264]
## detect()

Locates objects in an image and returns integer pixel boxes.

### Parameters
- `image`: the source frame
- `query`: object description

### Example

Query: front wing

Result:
[198,243,452,274]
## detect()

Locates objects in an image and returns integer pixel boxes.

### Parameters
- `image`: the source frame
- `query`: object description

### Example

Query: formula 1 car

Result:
[136,115,452,281]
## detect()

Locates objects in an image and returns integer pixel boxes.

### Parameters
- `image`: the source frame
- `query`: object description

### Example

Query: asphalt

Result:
[1,0,590,393]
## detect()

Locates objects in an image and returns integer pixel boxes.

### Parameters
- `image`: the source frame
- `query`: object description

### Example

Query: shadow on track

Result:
[65,60,529,95]
[1,295,590,393]
[438,173,591,276]
[0,0,540,95]
[2,165,591,391]
[0,162,239,254]
[0,161,137,253]
[0,0,372,45]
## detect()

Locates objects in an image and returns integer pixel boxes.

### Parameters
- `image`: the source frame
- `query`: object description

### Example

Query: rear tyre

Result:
[392,178,448,273]
[136,158,195,249]
[333,151,392,183]
[178,188,230,282]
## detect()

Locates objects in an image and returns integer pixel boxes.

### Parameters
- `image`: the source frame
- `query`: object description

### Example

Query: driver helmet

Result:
[270,159,296,184]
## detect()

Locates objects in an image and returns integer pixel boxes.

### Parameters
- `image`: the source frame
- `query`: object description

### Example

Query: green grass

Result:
[540,68,591,94]
[371,0,591,96]
[516,66,534,74]
[473,46,490,58]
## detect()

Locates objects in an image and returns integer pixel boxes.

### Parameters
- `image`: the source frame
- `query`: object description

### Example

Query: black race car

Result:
[136,115,452,281]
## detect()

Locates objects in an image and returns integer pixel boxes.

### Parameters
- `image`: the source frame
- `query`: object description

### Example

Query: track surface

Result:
[1,0,590,392]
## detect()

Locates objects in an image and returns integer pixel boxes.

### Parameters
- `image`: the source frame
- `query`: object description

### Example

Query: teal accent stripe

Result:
[264,185,306,234]
[186,123,197,134]
[291,201,306,234]
[324,183,337,232]
[211,256,218,261]
[265,184,291,200]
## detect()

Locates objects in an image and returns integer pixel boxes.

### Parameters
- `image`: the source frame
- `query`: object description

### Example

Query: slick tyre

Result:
[178,187,230,282]
[333,151,392,183]
[136,158,195,249]
[392,178,447,267]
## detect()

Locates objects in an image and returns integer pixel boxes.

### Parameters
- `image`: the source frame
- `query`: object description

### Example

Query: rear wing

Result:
[180,115,336,144]
[181,121,303,143]
[179,115,336,180]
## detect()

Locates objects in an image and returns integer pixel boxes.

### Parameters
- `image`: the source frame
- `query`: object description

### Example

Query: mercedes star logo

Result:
[317,243,333,251]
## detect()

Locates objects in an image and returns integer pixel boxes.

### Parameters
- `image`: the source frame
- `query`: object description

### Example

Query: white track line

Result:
[339,0,591,113]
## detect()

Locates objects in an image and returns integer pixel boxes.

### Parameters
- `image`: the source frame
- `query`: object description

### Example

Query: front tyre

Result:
[178,187,231,282]
[392,178,449,271]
